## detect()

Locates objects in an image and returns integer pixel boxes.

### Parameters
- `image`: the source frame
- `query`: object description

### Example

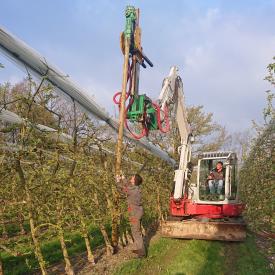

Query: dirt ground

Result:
[44,223,159,275]
[78,225,160,275]
[43,241,147,275]
[254,231,275,270]
[78,243,148,275]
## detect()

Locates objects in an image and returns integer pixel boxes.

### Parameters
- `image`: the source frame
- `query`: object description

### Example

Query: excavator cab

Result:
[196,152,238,204]
[162,151,246,241]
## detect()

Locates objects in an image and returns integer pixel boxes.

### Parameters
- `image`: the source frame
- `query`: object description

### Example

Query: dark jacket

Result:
[210,168,225,180]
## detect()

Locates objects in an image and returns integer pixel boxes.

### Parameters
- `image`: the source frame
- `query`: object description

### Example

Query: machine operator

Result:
[208,161,225,195]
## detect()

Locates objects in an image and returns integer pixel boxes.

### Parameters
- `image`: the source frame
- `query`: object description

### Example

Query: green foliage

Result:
[263,57,275,123]
[239,121,274,231]
[187,105,230,155]
[0,222,29,237]
[239,58,275,232]
[0,78,175,274]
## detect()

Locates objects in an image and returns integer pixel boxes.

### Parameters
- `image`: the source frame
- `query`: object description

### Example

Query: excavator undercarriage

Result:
[161,219,246,241]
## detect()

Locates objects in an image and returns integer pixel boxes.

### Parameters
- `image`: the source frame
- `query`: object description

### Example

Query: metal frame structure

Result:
[0,26,176,167]
[0,109,143,167]
[195,151,239,205]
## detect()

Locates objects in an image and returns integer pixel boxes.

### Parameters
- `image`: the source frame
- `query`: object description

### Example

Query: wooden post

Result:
[115,37,130,175]
[111,37,130,252]
[112,5,138,253]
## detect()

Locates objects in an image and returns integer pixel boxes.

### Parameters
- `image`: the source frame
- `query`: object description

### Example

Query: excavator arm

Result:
[158,66,193,200]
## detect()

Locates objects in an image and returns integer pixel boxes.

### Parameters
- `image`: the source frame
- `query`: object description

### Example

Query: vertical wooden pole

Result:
[111,37,130,252]
[115,38,130,175]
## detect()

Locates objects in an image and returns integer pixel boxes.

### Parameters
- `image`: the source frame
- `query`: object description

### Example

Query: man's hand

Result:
[207,175,213,180]
[115,175,121,183]
[115,174,125,183]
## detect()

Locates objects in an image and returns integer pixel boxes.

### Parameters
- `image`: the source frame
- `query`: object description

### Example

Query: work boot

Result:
[132,249,146,258]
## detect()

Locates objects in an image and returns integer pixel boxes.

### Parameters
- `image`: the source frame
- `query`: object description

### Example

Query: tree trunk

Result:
[99,224,113,256]
[157,187,162,221]
[83,232,95,264]
[101,161,120,253]
[72,185,95,265]
[58,229,75,275]
[110,181,121,253]
[0,257,3,275]
[119,235,125,248]
[28,195,47,275]
[18,208,25,235]
[93,191,113,256]
[15,159,47,275]
[126,229,134,244]
[0,208,8,239]
[1,225,8,239]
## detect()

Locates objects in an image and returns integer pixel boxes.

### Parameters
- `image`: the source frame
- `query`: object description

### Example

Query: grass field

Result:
[1,221,272,275]
[1,225,107,275]
[114,234,272,275]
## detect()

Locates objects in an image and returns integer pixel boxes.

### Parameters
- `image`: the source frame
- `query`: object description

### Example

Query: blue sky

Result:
[1,0,275,132]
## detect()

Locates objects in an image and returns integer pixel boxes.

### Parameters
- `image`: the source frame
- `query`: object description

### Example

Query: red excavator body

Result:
[161,152,246,241]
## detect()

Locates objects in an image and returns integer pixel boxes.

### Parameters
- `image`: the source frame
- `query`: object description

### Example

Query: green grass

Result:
[2,221,271,275]
[1,225,109,275]
[114,235,271,275]
[0,222,30,237]
[114,238,224,275]
[164,240,224,275]
[233,234,271,275]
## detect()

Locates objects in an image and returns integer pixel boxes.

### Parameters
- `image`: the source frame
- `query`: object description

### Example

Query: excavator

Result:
[158,68,246,241]
[116,6,246,241]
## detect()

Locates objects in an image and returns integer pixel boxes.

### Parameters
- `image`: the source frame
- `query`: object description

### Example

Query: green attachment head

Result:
[127,94,158,130]
[124,5,136,39]
[127,94,145,122]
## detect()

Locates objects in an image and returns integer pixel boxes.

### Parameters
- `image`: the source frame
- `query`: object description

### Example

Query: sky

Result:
[0,0,275,132]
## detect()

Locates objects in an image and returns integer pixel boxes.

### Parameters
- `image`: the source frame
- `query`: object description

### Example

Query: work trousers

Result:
[209,179,223,194]
[128,205,145,254]
[129,216,145,253]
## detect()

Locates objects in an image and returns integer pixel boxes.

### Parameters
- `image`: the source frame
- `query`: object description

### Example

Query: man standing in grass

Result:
[116,174,146,258]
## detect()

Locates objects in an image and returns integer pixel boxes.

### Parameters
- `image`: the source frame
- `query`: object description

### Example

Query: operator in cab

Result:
[116,173,145,258]
[208,161,225,196]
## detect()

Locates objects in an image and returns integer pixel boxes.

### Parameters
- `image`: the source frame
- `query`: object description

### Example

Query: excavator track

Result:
[161,219,246,241]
